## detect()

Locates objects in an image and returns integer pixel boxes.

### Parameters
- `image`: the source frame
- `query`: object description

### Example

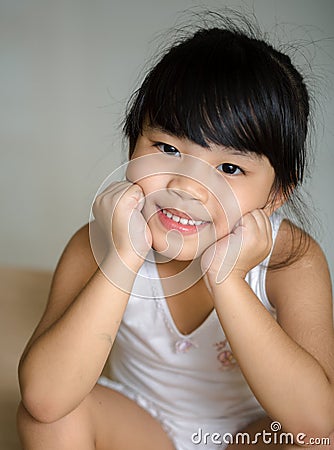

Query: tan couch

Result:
[0,267,52,450]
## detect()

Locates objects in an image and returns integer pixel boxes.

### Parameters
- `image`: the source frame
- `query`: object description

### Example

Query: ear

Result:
[262,188,286,218]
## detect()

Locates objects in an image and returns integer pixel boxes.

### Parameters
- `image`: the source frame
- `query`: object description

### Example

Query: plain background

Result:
[1,0,333,278]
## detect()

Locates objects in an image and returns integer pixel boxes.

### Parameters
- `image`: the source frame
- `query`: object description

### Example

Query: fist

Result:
[201,209,272,285]
[92,181,152,263]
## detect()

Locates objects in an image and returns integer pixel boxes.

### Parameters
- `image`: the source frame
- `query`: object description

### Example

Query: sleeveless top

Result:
[105,212,283,425]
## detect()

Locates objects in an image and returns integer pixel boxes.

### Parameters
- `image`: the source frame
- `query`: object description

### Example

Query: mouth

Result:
[155,205,210,234]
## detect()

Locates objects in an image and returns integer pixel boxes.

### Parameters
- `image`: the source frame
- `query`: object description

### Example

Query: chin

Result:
[151,238,208,262]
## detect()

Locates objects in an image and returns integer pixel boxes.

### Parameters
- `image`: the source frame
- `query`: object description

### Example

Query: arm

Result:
[203,212,334,437]
[19,182,151,423]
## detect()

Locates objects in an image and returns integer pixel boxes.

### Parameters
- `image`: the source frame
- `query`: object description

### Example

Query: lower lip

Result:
[156,208,208,235]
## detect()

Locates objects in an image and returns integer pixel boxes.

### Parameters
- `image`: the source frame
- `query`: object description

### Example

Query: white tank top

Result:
[106,212,283,424]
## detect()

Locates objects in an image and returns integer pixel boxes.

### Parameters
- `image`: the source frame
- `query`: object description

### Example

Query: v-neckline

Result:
[145,251,215,337]
[161,297,215,338]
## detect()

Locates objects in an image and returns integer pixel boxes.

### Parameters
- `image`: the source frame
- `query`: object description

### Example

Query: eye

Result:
[217,163,244,175]
[154,142,181,157]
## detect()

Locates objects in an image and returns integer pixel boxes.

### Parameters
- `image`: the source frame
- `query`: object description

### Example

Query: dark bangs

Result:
[124,28,309,198]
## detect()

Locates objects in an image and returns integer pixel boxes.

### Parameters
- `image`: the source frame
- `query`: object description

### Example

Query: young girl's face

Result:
[127,124,278,261]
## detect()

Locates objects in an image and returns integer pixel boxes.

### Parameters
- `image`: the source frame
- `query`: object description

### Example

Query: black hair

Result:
[123,20,312,267]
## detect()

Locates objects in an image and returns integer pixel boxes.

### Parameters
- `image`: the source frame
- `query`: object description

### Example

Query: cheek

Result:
[126,156,147,184]
[209,189,242,235]
[133,177,167,223]
[135,177,165,198]
[126,151,164,185]
[210,183,272,237]
[240,184,273,211]
[233,174,275,211]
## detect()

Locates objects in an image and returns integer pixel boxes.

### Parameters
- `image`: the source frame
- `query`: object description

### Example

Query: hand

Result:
[92,181,152,264]
[201,209,272,286]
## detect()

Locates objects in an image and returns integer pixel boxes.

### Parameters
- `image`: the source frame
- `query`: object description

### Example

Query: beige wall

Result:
[1,0,333,276]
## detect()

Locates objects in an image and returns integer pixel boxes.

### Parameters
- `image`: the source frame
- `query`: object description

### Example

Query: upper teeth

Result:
[162,209,204,226]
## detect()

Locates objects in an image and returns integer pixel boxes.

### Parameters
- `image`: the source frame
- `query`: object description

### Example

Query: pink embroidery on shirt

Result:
[175,339,196,353]
[214,340,237,370]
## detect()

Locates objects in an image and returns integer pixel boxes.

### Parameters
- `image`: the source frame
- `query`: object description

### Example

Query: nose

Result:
[167,175,209,204]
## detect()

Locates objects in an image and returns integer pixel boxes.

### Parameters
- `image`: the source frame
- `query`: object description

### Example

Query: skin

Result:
[129,125,278,263]
[17,126,334,449]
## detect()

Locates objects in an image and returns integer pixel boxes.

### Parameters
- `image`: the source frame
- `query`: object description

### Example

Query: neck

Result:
[154,251,200,274]
[153,250,204,296]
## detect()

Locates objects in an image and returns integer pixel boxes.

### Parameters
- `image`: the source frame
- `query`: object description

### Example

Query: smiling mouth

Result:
[155,206,210,234]
[160,208,206,226]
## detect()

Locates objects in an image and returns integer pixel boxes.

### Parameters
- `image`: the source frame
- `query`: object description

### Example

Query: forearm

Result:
[19,254,139,422]
[213,278,334,435]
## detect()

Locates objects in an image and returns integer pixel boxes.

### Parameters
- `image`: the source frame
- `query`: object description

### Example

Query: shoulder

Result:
[57,223,95,270]
[47,222,99,306]
[265,220,333,375]
[62,222,91,256]
[52,222,101,292]
[20,223,99,356]
[266,218,332,310]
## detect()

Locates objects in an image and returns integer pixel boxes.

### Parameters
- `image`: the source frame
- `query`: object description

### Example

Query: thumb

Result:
[134,188,145,212]
[262,203,274,218]
[128,184,145,212]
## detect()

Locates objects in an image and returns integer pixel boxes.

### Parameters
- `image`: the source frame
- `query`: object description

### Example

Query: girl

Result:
[17,18,334,450]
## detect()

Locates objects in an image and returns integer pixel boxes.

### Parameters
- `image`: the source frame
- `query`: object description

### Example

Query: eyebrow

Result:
[145,124,263,162]
[223,148,262,161]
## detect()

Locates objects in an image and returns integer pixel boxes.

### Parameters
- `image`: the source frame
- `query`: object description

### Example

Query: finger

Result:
[262,202,274,218]
[256,208,272,235]
[246,210,270,242]
[99,180,131,196]
[263,210,272,237]
[94,182,133,214]
[239,210,259,228]
[251,208,266,224]
[127,184,145,209]
[253,209,273,248]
